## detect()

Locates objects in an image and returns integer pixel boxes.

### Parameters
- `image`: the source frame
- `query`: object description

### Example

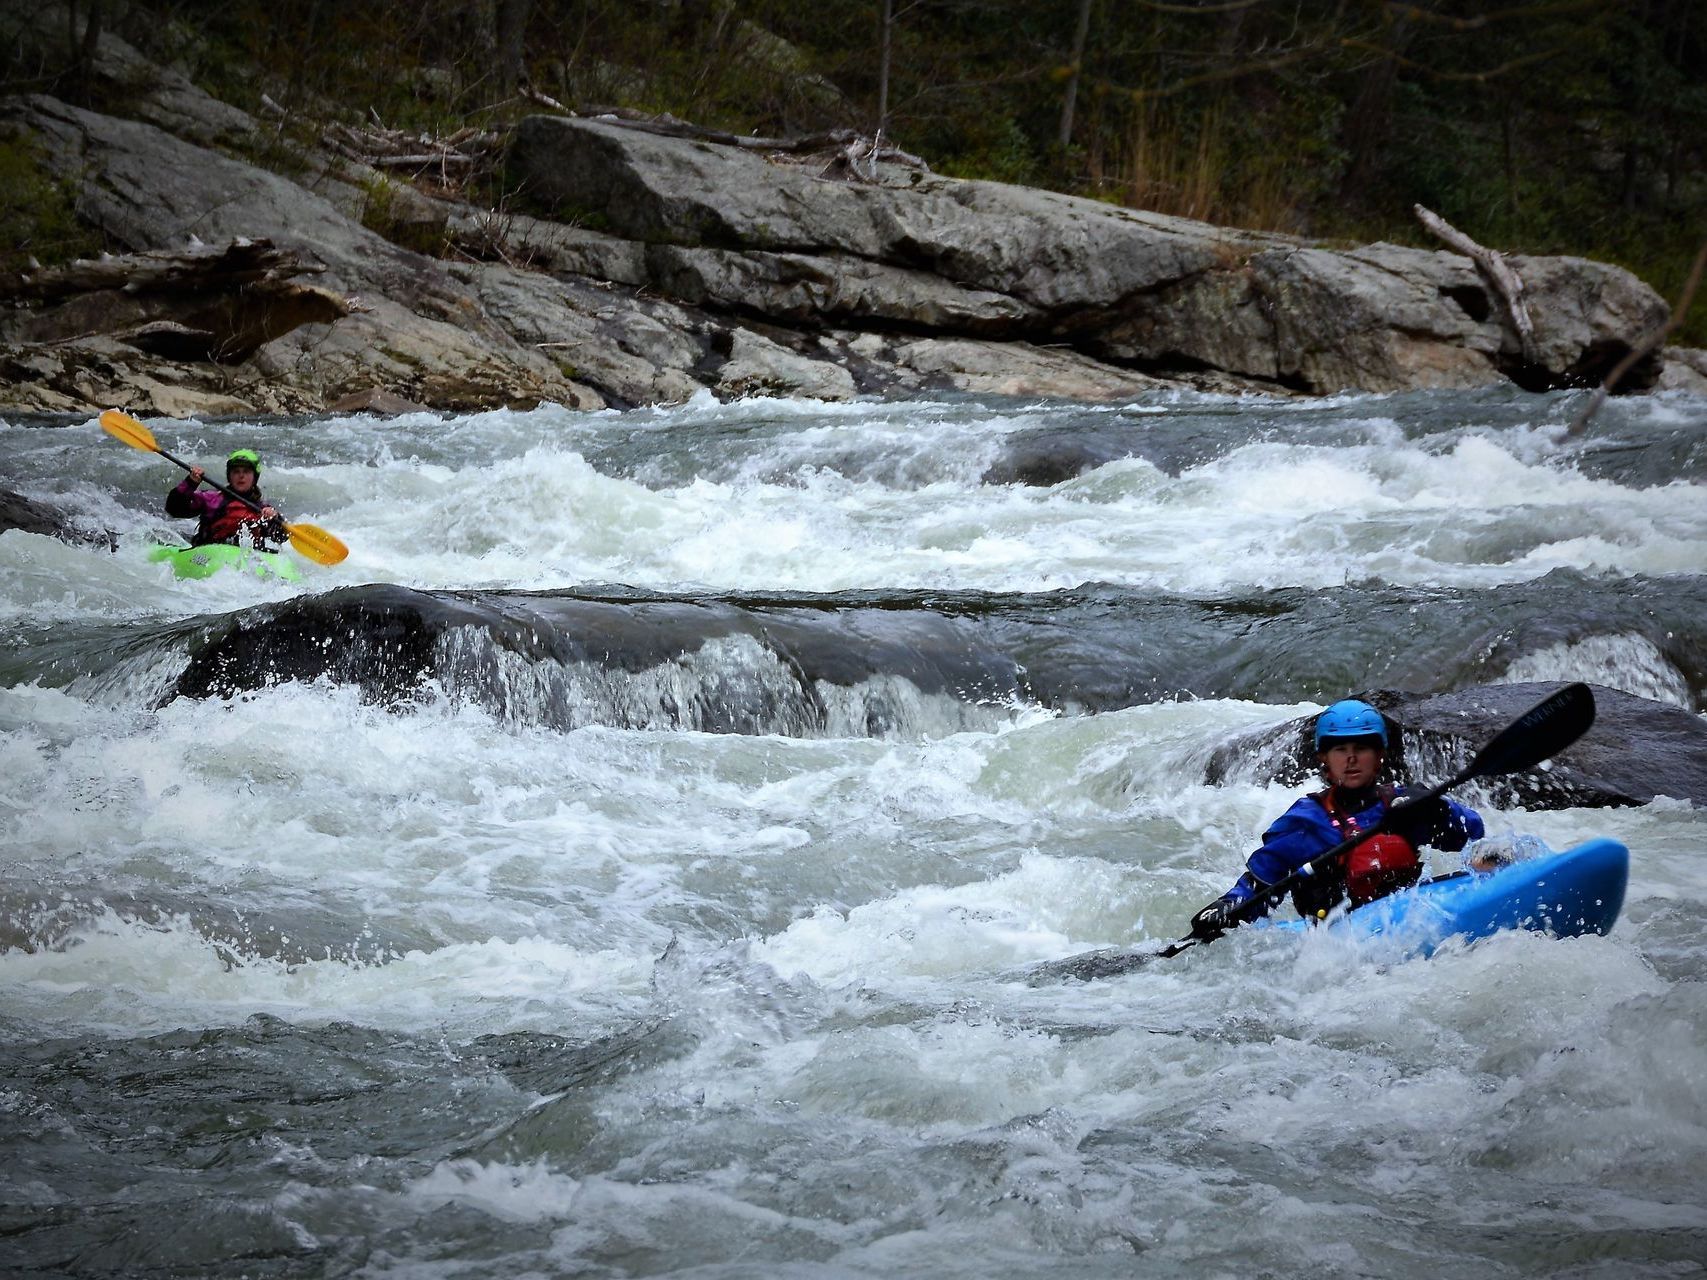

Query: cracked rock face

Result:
[0,26,1682,416]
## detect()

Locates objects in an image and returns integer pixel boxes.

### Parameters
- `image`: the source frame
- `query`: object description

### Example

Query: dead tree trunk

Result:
[495,0,533,97]
[1057,0,1094,149]
[878,0,895,135]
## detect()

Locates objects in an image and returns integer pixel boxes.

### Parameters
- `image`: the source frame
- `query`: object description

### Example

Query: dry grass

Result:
[1086,98,1305,235]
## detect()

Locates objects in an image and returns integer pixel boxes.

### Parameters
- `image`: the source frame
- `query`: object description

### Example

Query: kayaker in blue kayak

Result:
[165,448,287,549]
[1189,699,1485,935]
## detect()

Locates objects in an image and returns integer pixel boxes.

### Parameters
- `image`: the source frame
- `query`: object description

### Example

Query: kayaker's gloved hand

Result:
[1190,898,1239,939]
[1387,794,1450,840]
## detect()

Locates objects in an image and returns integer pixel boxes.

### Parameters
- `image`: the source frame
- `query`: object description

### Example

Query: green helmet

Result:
[226,448,262,476]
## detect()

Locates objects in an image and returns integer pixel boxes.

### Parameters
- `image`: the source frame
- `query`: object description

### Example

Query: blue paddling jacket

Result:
[1219,786,1485,919]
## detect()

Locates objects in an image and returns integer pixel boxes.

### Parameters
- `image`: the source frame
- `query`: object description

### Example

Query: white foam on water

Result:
[403,1158,584,1225]
[0,916,649,1039]
[1500,632,1694,707]
[6,394,1706,602]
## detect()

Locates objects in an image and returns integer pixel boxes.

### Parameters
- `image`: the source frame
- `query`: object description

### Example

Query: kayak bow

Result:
[146,541,303,583]
[1265,837,1629,956]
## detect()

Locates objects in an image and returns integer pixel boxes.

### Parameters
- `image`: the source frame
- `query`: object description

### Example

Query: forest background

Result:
[6,0,1705,344]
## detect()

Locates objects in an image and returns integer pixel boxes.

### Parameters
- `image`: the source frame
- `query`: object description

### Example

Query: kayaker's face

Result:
[1319,738,1383,789]
[228,464,257,493]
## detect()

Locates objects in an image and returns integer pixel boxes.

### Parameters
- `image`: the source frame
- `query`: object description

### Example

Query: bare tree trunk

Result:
[1501,97,1517,221]
[286,0,325,106]
[78,0,102,66]
[1057,0,1093,149]
[496,0,533,96]
[62,0,102,99]
[1339,3,1419,201]
[878,0,894,134]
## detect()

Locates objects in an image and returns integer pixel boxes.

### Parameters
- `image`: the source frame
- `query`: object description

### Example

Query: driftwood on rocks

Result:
[573,105,930,175]
[0,237,352,364]
[1415,204,1539,364]
[320,120,505,190]
[1,237,322,302]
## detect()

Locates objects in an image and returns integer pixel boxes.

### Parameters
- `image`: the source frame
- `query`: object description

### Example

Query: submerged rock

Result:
[133,577,1704,810]
[1202,682,1707,809]
[0,487,116,550]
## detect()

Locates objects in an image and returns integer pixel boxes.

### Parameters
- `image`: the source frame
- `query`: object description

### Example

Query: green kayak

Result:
[147,542,302,583]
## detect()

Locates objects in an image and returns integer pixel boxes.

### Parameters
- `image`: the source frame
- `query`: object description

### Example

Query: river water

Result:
[2,386,1704,1278]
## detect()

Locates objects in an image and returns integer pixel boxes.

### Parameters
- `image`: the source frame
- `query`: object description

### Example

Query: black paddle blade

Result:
[1464,682,1596,780]
[1019,939,1197,984]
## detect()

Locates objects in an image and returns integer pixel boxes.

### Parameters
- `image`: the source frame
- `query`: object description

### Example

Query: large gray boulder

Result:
[511,115,1671,395]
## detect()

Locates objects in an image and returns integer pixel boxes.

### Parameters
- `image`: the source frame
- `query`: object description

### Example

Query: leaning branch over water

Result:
[1567,239,1707,436]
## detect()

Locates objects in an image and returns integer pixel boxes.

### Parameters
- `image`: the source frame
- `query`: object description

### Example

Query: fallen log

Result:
[0,238,353,363]
[0,237,323,303]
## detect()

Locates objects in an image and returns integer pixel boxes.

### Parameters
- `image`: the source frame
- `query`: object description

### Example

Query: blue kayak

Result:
[1023,838,1628,983]
[1266,837,1628,956]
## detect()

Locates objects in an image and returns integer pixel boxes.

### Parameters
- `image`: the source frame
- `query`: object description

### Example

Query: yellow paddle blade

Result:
[286,521,349,566]
[100,408,159,453]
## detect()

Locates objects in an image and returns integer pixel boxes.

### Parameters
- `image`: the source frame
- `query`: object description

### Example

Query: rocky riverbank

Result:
[3,16,1706,418]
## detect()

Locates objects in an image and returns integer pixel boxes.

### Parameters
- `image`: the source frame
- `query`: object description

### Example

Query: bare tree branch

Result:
[1379,0,1611,30]
[1339,38,1565,83]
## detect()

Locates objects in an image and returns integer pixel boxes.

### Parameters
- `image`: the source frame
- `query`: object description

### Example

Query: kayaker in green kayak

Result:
[165,448,288,549]
[1189,699,1486,935]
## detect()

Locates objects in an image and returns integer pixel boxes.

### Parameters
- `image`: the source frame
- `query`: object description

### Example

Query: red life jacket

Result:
[198,493,278,546]
[1316,786,1422,907]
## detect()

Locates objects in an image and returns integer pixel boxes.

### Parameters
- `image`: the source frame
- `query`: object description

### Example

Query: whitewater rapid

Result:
[1,385,1704,1278]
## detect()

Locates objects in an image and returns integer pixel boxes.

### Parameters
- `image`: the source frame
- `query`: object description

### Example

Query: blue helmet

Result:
[1315,699,1388,750]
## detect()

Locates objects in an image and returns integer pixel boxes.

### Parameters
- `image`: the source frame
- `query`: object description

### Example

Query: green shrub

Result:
[0,132,103,272]
[359,174,450,256]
